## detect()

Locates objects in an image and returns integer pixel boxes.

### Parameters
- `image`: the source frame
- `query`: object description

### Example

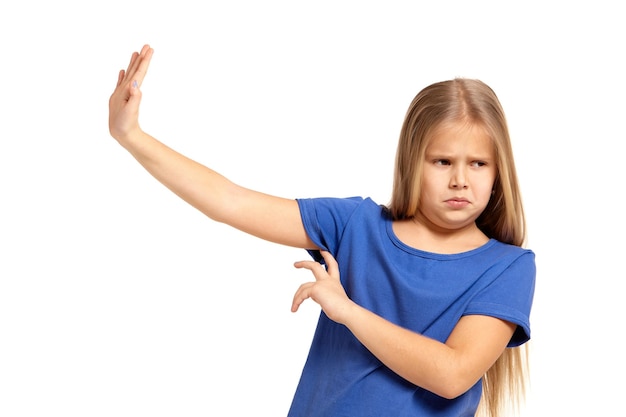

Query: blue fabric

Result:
[287,197,536,417]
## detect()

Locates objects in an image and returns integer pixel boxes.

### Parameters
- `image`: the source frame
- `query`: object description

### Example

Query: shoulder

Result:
[472,240,536,287]
[296,197,385,245]
[296,196,382,218]
[487,239,535,261]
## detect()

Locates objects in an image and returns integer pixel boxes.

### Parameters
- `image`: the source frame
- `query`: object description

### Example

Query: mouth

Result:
[445,197,470,209]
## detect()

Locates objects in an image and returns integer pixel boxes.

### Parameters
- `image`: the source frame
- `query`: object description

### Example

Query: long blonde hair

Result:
[386,78,529,417]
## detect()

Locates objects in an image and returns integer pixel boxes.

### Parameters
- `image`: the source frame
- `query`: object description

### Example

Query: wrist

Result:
[113,126,145,150]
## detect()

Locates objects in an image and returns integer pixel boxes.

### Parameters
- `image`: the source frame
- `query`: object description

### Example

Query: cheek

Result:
[421,168,446,189]
[420,177,443,197]
[475,179,496,202]
[477,187,494,203]
[469,171,495,195]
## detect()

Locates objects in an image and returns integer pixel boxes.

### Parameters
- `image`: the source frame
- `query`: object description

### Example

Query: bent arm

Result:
[344,307,515,399]
[293,251,516,399]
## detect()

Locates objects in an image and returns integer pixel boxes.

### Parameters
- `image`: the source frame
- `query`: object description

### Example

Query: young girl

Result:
[109,45,535,417]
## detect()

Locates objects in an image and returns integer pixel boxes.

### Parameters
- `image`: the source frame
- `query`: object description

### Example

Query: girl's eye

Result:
[471,161,487,167]
[435,159,450,166]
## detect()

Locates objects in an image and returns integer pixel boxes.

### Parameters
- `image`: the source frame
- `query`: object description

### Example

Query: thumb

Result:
[127,79,143,106]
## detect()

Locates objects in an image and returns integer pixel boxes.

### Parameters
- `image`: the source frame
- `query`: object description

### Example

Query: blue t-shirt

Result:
[288,197,535,417]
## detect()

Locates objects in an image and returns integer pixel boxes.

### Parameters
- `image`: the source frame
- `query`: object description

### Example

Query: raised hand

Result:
[291,251,355,323]
[108,44,154,143]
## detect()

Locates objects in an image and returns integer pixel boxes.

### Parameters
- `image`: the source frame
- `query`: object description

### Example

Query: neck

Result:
[393,216,488,254]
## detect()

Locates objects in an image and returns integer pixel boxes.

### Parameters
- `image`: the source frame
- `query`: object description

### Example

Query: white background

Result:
[1,1,623,416]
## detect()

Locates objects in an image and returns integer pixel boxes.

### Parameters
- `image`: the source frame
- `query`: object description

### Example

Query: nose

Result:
[450,167,468,189]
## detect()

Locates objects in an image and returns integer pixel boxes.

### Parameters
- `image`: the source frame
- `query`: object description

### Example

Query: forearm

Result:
[342,303,475,399]
[118,130,235,223]
[293,252,479,398]
[116,129,314,248]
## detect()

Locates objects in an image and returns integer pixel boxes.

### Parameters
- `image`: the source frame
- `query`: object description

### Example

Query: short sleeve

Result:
[296,196,365,262]
[465,251,536,347]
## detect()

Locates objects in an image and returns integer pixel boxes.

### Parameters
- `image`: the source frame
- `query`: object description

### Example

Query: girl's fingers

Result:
[294,259,322,272]
[318,251,339,277]
[118,45,153,90]
[291,282,313,312]
[294,251,340,282]
[125,51,139,77]
[130,45,153,88]
[115,69,125,88]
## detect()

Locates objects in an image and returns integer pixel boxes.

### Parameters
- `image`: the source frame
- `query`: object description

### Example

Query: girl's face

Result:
[418,122,497,233]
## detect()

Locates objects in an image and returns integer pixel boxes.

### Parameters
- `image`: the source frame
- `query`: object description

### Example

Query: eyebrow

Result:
[425,151,495,161]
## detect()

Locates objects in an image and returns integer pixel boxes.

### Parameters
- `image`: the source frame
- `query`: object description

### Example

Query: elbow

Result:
[424,373,481,400]
[405,364,479,399]
[432,382,474,400]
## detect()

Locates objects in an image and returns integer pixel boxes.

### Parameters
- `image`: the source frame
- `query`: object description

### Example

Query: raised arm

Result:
[108,45,315,249]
